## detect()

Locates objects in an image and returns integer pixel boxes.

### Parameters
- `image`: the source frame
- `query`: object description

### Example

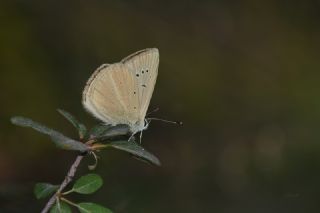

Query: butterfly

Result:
[82,48,159,137]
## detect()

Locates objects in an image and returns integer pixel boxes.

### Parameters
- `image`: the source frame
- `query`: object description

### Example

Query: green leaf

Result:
[57,109,87,139]
[109,141,161,166]
[34,183,59,199]
[88,124,112,139]
[95,125,130,141]
[11,116,89,152]
[77,203,113,213]
[11,116,61,136]
[50,134,88,152]
[50,201,72,213]
[72,174,103,194]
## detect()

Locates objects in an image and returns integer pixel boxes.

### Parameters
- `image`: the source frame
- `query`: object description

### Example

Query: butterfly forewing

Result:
[83,48,159,132]
[122,48,159,120]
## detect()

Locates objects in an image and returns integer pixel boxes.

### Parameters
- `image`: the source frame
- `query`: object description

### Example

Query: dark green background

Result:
[1,0,320,212]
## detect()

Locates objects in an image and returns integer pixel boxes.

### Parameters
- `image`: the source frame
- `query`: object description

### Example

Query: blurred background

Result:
[1,0,320,212]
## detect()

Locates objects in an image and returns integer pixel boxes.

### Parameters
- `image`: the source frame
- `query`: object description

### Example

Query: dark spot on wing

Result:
[146,69,149,73]
[142,84,146,87]
[134,107,137,109]
[136,74,139,77]
[142,70,144,74]
[134,91,136,94]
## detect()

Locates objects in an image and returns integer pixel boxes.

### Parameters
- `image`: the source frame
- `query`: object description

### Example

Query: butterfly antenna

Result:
[147,117,183,125]
[147,107,160,116]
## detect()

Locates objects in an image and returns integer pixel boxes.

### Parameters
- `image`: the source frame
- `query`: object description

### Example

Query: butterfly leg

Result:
[128,132,135,142]
[138,119,150,143]
[139,130,143,144]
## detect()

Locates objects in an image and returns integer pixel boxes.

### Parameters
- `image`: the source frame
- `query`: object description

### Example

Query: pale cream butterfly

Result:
[82,48,159,139]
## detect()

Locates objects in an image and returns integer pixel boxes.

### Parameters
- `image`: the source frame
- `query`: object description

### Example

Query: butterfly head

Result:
[128,119,147,135]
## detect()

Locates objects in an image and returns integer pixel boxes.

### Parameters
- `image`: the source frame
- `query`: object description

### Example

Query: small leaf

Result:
[78,202,113,213]
[109,141,161,166]
[95,125,130,141]
[34,183,59,199]
[73,174,103,194]
[11,116,89,152]
[11,116,60,136]
[50,201,72,213]
[57,109,87,139]
[88,152,98,171]
[88,124,112,139]
[50,134,89,152]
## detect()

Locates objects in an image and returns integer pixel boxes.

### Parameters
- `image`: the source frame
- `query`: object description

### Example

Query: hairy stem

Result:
[41,155,84,213]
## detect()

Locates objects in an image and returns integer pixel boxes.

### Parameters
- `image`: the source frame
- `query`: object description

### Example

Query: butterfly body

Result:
[82,48,159,135]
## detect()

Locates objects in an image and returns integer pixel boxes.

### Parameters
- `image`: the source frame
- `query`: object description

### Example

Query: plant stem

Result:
[41,155,84,213]
[61,189,74,195]
[60,197,80,208]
